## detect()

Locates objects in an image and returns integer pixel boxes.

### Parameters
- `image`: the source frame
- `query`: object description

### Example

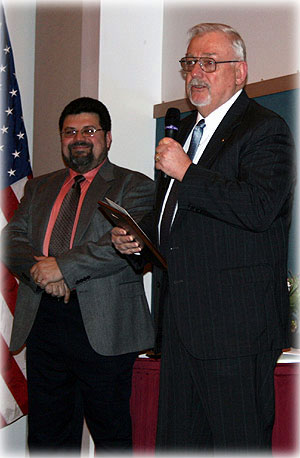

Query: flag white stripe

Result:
[13,349,27,379]
[0,293,14,346]
[11,176,27,201]
[0,208,8,230]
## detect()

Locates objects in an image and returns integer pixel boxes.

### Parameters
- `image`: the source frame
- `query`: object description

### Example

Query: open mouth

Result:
[188,78,209,92]
[191,83,208,91]
[72,145,89,150]
[70,143,91,153]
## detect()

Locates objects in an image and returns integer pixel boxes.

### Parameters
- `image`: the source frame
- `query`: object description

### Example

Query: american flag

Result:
[0,5,32,427]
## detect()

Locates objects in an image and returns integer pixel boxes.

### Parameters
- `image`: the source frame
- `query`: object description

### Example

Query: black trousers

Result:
[26,292,137,454]
[156,295,281,454]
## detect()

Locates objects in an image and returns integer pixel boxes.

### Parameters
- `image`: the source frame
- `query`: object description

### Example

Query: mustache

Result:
[69,141,92,149]
[187,78,210,91]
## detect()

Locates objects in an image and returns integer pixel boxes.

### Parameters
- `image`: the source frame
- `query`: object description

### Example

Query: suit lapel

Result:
[156,91,250,235]
[155,172,171,217]
[198,90,249,168]
[171,91,250,230]
[177,111,198,146]
[73,160,115,244]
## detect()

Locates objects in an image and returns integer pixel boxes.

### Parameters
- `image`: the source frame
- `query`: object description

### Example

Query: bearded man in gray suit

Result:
[1,97,155,453]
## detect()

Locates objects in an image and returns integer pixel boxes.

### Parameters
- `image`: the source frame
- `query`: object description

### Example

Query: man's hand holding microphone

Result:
[112,107,183,254]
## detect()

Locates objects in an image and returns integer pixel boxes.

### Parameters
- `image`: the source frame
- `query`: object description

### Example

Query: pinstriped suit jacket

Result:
[2,159,155,355]
[147,90,295,359]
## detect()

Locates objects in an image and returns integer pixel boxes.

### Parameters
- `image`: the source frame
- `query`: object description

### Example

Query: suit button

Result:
[156,281,161,288]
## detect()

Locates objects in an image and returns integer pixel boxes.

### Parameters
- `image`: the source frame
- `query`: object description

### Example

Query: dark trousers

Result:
[156,296,281,453]
[26,292,137,454]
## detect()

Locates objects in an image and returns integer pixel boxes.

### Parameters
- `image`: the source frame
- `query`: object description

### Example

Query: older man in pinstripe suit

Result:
[111,23,295,452]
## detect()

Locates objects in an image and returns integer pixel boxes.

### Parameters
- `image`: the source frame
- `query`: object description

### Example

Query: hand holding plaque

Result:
[98,198,167,269]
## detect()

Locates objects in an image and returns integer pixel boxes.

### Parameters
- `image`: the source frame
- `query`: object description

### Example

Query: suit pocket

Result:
[220,264,273,286]
[119,281,145,298]
[217,264,275,351]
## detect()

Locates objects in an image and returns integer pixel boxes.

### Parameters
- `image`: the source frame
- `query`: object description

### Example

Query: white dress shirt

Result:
[158,90,242,239]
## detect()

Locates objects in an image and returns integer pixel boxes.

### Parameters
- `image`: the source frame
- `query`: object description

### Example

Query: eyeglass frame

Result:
[179,56,241,73]
[60,127,105,138]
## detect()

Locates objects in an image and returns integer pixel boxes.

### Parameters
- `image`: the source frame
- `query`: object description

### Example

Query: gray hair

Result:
[189,23,247,61]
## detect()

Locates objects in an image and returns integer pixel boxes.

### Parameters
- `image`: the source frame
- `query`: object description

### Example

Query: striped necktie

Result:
[49,175,85,257]
[187,119,206,160]
[159,119,205,255]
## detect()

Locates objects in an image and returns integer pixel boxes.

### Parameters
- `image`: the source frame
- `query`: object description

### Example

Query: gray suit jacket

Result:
[2,159,155,355]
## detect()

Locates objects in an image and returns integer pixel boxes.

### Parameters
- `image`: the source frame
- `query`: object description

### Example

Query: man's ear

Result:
[106,131,112,150]
[235,61,248,87]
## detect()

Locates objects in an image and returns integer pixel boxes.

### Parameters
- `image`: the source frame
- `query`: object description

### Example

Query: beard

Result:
[62,141,108,173]
[187,78,211,107]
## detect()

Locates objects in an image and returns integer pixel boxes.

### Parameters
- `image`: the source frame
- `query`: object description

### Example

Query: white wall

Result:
[98,0,164,306]
[99,0,163,178]
[162,0,299,102]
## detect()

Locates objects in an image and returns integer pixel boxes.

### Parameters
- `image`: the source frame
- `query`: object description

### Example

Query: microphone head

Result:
[164,107,180,139]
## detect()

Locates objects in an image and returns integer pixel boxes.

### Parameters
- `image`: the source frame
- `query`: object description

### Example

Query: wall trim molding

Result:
[153,73,300,119]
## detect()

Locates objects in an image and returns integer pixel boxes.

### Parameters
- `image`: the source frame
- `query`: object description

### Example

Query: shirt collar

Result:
[68,157,107,183]
[196,89,242,127]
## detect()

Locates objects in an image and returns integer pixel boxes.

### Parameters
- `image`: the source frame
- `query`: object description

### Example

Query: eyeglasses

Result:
[60,127,104,138]
[179,56,241,73]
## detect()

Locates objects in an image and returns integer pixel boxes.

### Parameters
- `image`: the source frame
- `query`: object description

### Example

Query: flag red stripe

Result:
[0,336,28,415]
[0,186,19,222]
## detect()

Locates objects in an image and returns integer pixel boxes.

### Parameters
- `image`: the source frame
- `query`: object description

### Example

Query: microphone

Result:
[161,107,181,178]
[164,107,180,139]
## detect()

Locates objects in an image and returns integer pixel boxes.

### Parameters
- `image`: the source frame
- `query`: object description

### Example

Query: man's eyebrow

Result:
[64,124,98,129]
[185,52,217,57]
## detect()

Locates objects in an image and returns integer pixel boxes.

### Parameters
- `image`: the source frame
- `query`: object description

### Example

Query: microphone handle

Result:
[163,129,178,178]
[165,128,178,139]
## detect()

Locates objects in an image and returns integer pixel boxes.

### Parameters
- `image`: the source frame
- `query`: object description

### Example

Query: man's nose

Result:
[191,61,204,77]
[73,130,85,141]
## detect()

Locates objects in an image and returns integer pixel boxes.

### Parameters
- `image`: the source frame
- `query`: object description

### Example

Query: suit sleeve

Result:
[178,114,295,232]
[1,178,44,292]
[1,172,155,291]
[56,177,155,289]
